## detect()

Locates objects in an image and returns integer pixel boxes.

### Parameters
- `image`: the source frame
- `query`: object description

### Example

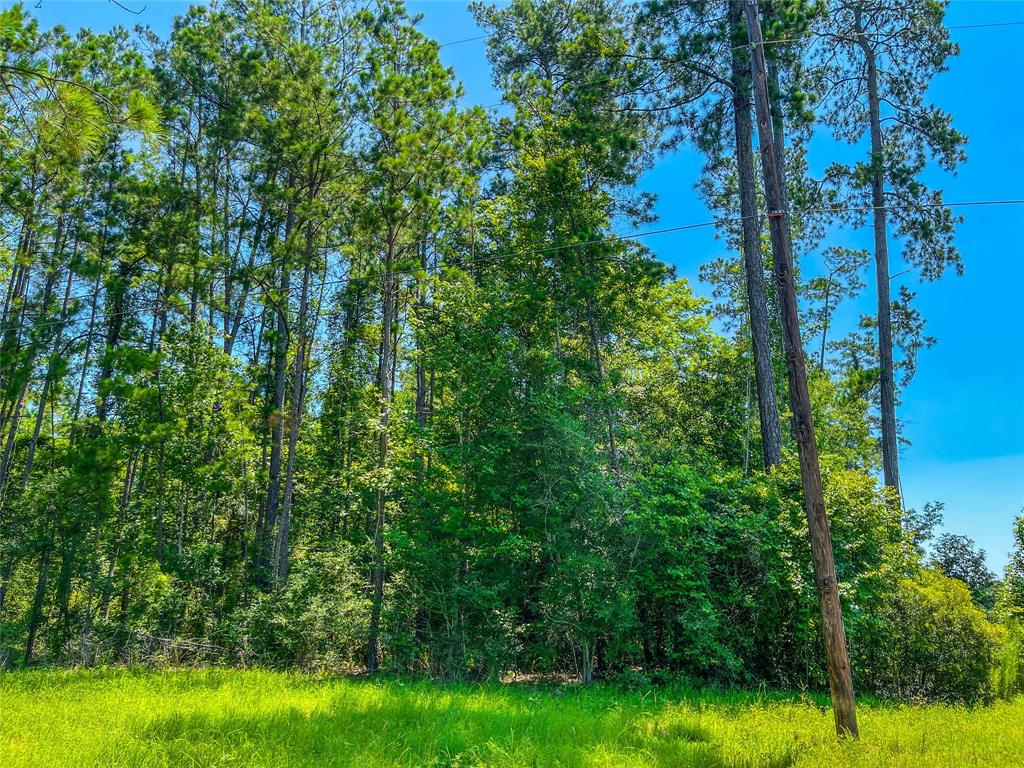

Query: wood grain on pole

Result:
[741,0,860,739]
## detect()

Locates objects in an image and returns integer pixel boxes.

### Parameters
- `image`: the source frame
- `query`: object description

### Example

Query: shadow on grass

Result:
[130,686,799,768]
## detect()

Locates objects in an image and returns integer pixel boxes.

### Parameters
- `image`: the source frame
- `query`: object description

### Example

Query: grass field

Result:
[1,669,1021,767]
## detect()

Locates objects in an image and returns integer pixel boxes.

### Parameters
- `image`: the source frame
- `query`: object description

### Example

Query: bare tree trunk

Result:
[581,639,593,685]
[249,309,273,590]
[729,3,782,469]
[275,220,315,586]
[21,268,76,490]
[70,274,101,433]
[150,267,172,566]
[0,384,28,500]
[0,261,59,498]
[415,241,431,479]
[744,0,859,739]
[24,547,51,663]
[225,196,270,357]
[367,231,396,673]
[259,192,295,588]
[857,15,901,499]
[336,283,363,537]
[0,199,37,413]
[819,278,833,370]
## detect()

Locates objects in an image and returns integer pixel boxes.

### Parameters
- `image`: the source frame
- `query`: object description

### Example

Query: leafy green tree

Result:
[931,532,998,610]
[803,247,867,370]
[993,518,1023,699]
[470,0,667,682]
[997,515,1024,621]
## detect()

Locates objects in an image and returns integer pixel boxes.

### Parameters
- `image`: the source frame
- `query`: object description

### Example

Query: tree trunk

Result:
[225,200,269,357]
[415,241,431,479]
[744,0,859,739]
[580,639,594,685]
[857,15,901,499]
[258,193,295,588]
[729,2,783,469]
[0,199,37,413]
[275,220,315,587]
[70,273,102,431]
[367,231,396,673]
[21,268,76,490]
[819,278,833,370]
[0,261,60,499]
[24,547,51,663]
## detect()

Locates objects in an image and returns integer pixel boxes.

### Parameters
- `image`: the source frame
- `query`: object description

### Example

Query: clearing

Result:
[1,669,1021,767]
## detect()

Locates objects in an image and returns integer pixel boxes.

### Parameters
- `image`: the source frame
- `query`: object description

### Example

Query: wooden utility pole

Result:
[743,0,859,739]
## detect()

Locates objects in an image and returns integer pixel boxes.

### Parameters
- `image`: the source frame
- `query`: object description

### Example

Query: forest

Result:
[0,0,1021,725]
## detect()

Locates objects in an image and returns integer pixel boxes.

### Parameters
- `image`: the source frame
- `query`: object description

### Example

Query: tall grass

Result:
[1,668,1021,767]
[994,621,1023,699]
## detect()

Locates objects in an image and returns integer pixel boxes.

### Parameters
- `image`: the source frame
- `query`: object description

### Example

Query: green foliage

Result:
[227,547,369,671]
[930,532,998,610]
[0,0,1005,712]
[869,570,1001,704]
[627,465,777,681]
[997,515,1024,622]
[39,85,104,160]
[992,620,1023,700]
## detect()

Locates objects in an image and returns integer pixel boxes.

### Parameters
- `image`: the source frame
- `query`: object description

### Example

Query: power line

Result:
[435,19,1024,53]
[947,21,1024,31]
[439,34,489,48]
[742,20,1024,52]
[14,198,1024,318]
[3,198,1022,338]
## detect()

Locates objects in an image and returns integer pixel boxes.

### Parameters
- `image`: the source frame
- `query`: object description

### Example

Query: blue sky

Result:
[23,0,1024,570]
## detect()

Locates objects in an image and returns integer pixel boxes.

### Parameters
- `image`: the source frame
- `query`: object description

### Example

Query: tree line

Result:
[0,0,1020,705]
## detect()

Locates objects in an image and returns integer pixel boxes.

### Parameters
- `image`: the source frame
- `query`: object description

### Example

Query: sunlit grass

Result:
[1,668,1021,767]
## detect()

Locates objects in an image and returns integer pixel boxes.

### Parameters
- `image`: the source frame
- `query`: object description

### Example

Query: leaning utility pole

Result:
[742,0,859,739]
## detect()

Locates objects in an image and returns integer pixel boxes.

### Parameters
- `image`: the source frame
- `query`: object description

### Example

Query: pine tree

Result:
[816,0,966,500]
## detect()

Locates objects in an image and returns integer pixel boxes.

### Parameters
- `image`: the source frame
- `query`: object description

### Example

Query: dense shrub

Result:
[223,547,369,671]
[870,569,1000,704]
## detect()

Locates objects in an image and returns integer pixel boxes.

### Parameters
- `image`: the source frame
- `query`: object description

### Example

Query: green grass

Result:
[1,669,1021,767]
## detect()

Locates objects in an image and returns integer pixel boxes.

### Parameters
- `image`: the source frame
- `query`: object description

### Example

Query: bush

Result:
[993,620,1022,700]
[872,569,1000,704]
[223,546,369,671]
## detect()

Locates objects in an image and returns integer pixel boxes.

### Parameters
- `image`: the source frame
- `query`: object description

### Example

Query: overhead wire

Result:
[2,198,1022,338]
